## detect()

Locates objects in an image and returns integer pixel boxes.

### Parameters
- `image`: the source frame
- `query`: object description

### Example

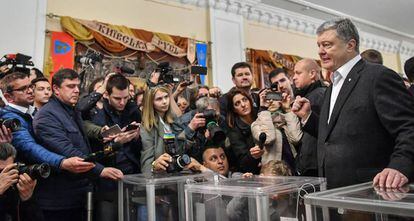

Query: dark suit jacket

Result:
[304,59,414,188]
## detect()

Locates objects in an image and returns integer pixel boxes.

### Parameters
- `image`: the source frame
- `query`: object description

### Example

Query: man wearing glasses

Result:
[0,72,96,173]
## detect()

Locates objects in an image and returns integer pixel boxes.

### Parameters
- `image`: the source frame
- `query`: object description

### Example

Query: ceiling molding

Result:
[174,0,414,56]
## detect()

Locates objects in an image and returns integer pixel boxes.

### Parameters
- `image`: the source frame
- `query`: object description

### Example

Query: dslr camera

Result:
[265,82,283,101]
[16,163,51,180]
[156,62,179,84]
[164,135,191,173]
[201,109,226,145]
[0,118,21,132]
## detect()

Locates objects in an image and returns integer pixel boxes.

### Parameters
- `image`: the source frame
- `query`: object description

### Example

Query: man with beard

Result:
[292,59,326,176]
[268,68,295,100]
[219,62,260,117]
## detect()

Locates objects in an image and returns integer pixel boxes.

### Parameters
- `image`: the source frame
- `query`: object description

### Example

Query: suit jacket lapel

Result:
[324,60,365,140]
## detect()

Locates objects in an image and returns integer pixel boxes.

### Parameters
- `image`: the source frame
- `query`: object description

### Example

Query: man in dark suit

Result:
[292,18,414,189]
[293,59,326,177]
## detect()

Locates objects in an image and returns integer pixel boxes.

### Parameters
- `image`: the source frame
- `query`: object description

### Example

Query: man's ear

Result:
[52,85,59,96]
[3,92,14,103]
[231,77,236,85]
[346,39,357,52]
[309,69,317,81]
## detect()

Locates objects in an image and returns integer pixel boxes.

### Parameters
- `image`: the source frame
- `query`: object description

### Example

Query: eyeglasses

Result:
[8,84,35,93]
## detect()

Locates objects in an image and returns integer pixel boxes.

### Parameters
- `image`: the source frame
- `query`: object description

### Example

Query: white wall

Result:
[209,9,245,93]
[0,0,46,70]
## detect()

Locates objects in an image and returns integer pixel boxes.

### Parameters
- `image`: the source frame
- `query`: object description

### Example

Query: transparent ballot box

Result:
[185,176,326,221]
[304,182,414,221]
[118,172,213,221]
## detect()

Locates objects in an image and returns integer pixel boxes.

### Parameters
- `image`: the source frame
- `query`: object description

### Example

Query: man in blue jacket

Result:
[0,72,96,173]
[33,69,123,221]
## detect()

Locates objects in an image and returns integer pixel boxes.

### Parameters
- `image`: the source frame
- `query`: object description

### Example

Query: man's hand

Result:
[149,71,161,85]
[114,130,139,144]
[373,168,409,188]
[0,163,19,195]
[96,73,116,94]
[186,157,207,172]
[153,153,172,172]
[17,173,37,201]
[280,93,292,112]
[209,87,221,98]
[0,125,12,144]
[259,89,270,108]
[292,96,311,119]
[188,113,206,131]
[172,82,187,99]
[100,167,124,180]
[60,157,96,173]
[250,145,264,159]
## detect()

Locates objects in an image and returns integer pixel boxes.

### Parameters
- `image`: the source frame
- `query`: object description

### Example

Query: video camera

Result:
[265,82,283,101]
[201,109,226,145]
[0,53,34,77]
[16,163,51,180]
[163,134,191,173]
[156,62,179,84]
[75,51,103,68]
[0,118,21,132]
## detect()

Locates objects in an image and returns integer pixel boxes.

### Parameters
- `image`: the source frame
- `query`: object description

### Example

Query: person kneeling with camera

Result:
[0,144,43,221]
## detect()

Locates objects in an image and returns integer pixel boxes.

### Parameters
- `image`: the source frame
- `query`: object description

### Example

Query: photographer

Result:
[252,89,302,173]
[0,144,42,221]
[140,86,184,173]
[172,96,227,162]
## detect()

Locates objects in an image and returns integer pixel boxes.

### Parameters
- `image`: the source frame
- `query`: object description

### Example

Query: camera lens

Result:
[177,154,191,168]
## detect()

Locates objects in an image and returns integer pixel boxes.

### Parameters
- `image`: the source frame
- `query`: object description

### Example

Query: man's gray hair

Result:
[316,18,360,52]
[196,97,219,112]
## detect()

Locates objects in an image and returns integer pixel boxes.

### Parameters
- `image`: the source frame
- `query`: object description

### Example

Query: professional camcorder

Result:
[0,53,34,77]
[0,118,21,132]
[164,135,191,173]
[156,62,179,84]
[266,82,283,101]
[16,163,51,180]
[201,109,226,145]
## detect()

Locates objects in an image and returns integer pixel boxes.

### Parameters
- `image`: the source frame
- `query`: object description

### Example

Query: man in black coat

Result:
[292,59,326,176]
[292,18,414,189]
[33,69,123,221]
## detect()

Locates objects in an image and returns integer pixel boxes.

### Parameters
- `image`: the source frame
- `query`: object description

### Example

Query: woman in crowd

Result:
[140,85,183,173]
[226,88,261,174]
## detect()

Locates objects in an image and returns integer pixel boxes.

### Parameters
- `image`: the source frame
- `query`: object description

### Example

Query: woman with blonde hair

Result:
[140,85,182,173]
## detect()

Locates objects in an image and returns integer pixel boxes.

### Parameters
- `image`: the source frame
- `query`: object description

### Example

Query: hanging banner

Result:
[76,19,155,52]
[50,32,75,77]
[196,43,208,84]
[151,35,187,58]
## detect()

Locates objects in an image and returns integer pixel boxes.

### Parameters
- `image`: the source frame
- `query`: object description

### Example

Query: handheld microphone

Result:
[259,132,267,149]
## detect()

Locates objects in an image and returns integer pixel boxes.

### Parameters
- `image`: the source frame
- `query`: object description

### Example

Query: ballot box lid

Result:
[304,182,414,217]
[185,175,326,197]
[121,172,213,185]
